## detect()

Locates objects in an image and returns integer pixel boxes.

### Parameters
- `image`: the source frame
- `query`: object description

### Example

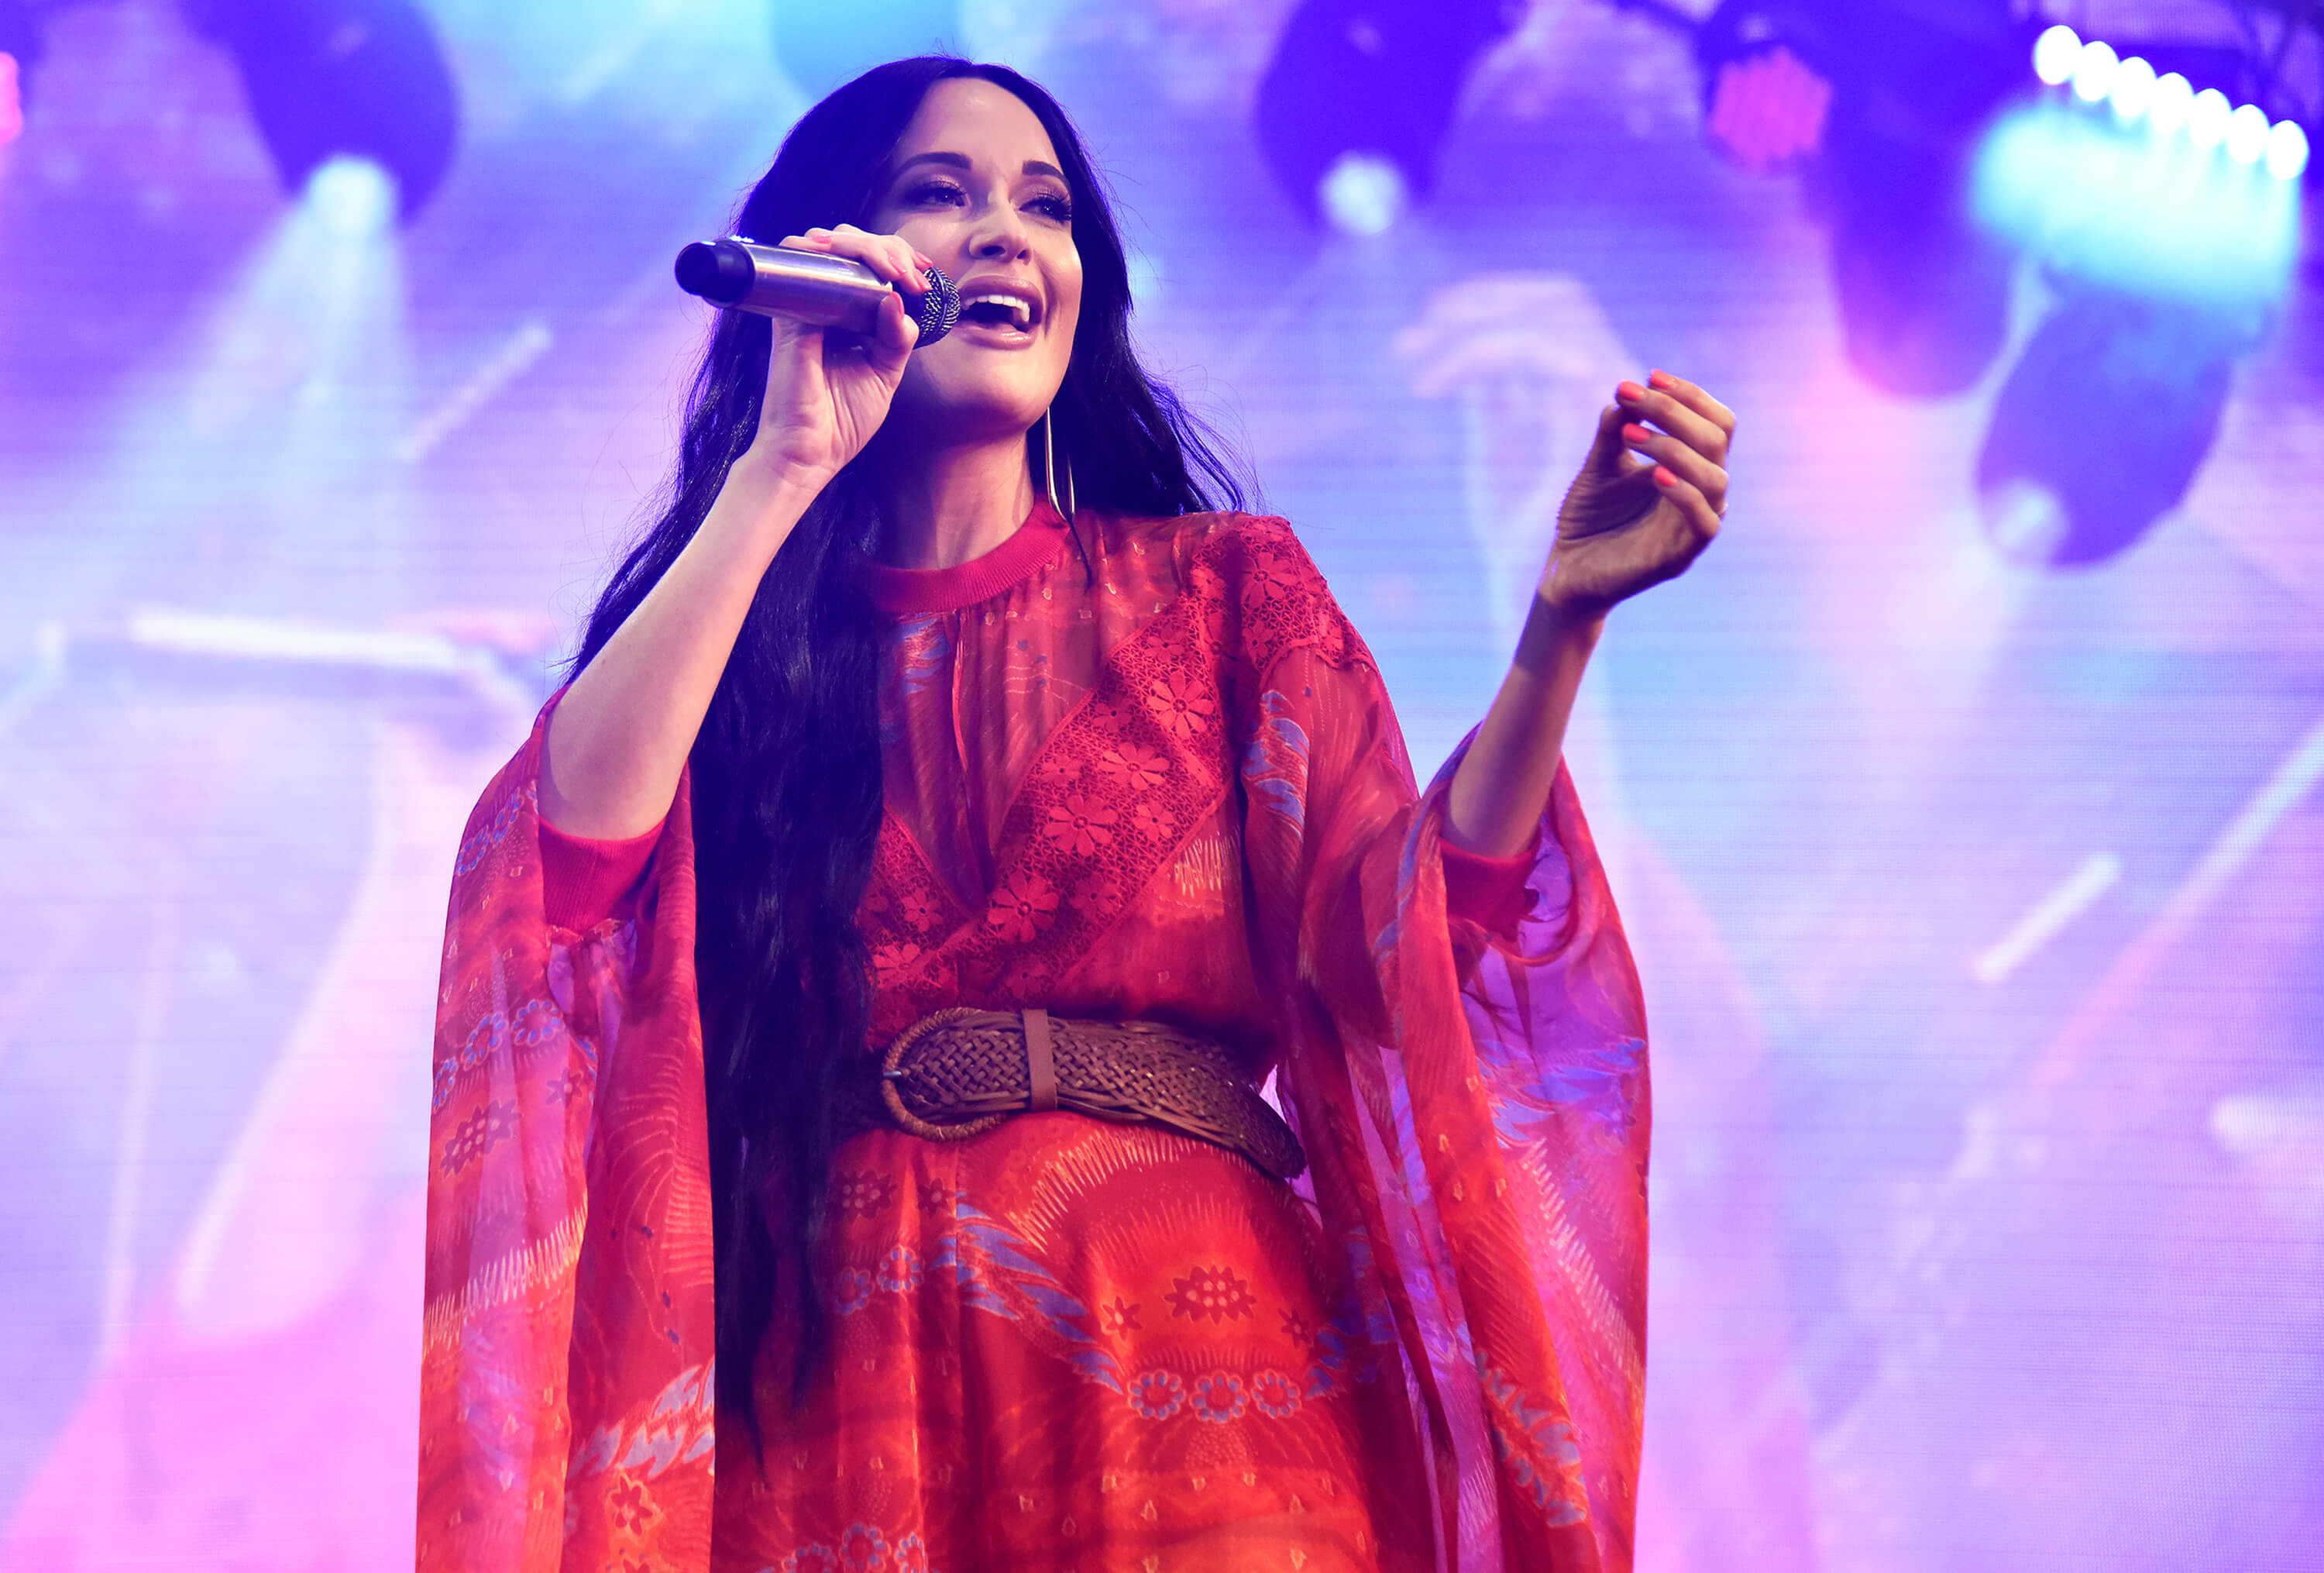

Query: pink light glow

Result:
[1706,46,1832,174]
[0,53,22,149]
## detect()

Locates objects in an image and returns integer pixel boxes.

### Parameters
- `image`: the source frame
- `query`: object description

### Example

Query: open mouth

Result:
[955,285,1041,334]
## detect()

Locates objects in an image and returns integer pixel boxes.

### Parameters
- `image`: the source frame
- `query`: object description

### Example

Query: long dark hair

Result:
[571,57,1244,1437]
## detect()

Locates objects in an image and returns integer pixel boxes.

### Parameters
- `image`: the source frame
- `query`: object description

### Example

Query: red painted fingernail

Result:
[1649,370,1675,388]
[1655,466,1679,487]
[1618,381,1647,401]
[1622,423,1652,446]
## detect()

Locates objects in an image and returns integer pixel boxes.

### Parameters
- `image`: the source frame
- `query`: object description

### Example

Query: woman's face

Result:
[868,77,1085,446]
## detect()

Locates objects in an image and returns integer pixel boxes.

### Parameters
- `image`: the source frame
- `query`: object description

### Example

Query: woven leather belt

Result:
[841,1007,1306,1182]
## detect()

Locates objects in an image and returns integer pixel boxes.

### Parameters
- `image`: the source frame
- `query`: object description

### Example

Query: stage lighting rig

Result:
[1635,0,2036,397]
[1253,0,1525,233]
[1975,287,2256,568]
[1965,19,2305,569]
[1614,0,2312,568]
[180,0,459,223]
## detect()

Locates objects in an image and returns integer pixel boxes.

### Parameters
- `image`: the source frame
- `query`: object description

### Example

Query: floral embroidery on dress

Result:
[871,942,923,988]
[1041,794,1118,855]
[836,1522,889,1571]
[1130,800,1176,839]
[1189,1372,1248,1423]
[875,1246,925,1293]
[836,1172,898,1220]
[456,1011,507,1070]
[1164,1265,1257,1323]
[438,1100,517,1175]
[1236,549,1303,620]
[1067,873,1120,913]
[603,1473,659,1531]
[1126,1369,1184,1420]
[1250,1368,1303,1418]
[985,869,1060,942]
[452,778,530,874]
[833,1266,875,1317]
[509,996,566,1054]
[1095,742,1168,790]
[1144,675,1214,738]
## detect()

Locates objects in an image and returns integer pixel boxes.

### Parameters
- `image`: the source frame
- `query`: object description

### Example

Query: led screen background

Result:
[2,1,2320,1568]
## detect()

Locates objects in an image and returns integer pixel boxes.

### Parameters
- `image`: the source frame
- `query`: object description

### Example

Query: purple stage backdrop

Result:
[2,1,2321,1568]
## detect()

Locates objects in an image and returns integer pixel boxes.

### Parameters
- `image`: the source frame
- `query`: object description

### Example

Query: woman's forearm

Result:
[1442,597,1602,857]
[541,454,827,838]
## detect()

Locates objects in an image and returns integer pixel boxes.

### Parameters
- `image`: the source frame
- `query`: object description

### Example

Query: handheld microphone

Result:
[674,236,961,345]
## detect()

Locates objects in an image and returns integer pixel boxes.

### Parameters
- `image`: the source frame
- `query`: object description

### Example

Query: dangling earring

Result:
[1042,403,1061,515]
[1045,405,1094,587]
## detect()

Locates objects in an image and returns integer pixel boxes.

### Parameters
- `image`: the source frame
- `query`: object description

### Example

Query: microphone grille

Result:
[913,266,961,346]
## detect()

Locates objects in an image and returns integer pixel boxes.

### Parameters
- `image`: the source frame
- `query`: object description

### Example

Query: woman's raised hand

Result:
[1541,370,1734,621]
[744,224,931,483]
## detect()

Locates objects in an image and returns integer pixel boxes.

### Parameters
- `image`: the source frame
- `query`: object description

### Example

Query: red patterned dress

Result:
[418,502,1650,1573]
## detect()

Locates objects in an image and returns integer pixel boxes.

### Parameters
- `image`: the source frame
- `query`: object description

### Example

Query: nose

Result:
[965,198,1033,263]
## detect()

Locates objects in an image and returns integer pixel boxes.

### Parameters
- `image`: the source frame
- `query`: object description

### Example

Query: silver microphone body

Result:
[673,237,960,345]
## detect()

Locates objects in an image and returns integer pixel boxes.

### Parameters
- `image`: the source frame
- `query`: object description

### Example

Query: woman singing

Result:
[419,57,1732,1573]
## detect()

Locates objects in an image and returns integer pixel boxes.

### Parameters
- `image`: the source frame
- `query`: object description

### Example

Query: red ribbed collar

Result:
[861,497,1073,615]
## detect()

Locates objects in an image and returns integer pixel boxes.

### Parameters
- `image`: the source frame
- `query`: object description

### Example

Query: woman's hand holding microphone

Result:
[736,225,933,493]
[543,223,930,841]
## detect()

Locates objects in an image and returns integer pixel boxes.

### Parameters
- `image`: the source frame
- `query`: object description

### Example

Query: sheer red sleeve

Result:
[1218,516,1648,1572]
[419,705,715,1571]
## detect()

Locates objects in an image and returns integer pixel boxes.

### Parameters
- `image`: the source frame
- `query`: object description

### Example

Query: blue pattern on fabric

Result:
[1239,689,1312,835]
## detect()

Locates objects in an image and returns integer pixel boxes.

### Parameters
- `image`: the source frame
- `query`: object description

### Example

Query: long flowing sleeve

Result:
[1220,522,1649,1573]
[418,708,717,1573]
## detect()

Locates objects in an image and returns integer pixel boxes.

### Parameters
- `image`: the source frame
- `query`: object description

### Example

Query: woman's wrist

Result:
[1512,594,1604,676]
[716,448,832,552]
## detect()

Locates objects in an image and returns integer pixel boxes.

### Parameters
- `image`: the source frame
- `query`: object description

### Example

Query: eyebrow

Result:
[890,151,1069,183]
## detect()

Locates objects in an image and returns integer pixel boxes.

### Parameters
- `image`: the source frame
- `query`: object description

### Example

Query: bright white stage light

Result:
[2189,88,2231,148]
[2033,25,2082,87]
[1318,152,1405,237]
[2023,29,2304,181]
[2071,40,2119,103]
[2265,119,2310,181]
[2109,57,2156,120]
[307,156,399,239]
[2226,103,2271,163]
[2150,72,2194,134]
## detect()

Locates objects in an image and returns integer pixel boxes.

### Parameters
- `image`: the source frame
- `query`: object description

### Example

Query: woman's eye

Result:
[1028,194,1072,223]
[907,181,966,207]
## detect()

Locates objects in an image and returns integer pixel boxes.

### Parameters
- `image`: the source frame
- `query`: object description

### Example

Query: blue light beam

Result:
[1973,102,2301,309]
